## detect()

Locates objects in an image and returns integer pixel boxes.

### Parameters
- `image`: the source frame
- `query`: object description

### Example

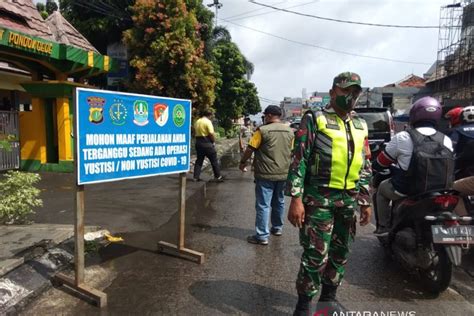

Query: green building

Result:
[0,0,117,172]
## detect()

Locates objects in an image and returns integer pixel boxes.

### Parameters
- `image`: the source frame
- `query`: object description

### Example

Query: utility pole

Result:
[207,0,223,26]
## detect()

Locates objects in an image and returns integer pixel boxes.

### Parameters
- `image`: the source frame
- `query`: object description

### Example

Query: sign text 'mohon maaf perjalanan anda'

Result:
[76,88,191,185]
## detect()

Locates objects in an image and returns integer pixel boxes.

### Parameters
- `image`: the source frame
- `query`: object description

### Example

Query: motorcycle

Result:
[367,140,385,164]
[454,164,474,218]
[373,170,473,293]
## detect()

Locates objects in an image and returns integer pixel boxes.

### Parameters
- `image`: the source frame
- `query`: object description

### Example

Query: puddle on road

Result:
[96,179,217,264]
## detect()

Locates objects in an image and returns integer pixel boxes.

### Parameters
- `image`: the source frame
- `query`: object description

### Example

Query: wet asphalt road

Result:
[21,149,474,315]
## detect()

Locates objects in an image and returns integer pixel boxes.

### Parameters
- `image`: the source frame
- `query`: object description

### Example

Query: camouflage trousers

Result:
[296,188,357,297]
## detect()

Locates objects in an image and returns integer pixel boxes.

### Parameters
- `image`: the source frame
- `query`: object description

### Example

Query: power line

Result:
[259,97,280,103]
[220,18,432,65]
[229,1,318,22]
[223,0,288,20]
[64,1,431,65]
[249,0,440,29]
[72,0,129,21]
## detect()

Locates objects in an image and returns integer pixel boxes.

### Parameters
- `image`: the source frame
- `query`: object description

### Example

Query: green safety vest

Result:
[254,122,294,181]
[309,111,368,190]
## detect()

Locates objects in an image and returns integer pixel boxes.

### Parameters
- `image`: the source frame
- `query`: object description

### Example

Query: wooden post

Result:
[53,88,107,307]
[178,173,186,249]
[75,185,85,284]
[158,172,205,264]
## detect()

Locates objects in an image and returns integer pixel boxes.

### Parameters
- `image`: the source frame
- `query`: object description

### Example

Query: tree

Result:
[58,0,134,87]
[59,0,134,54]
[242,56,254,80]
[242,81,260,115]
[211,28,260,130]
[46,0,58,14]
[213,41,260,130]
[36,2,48,19]
[36,3,46,11]
[123,0,216,112]
[185,0,214,59]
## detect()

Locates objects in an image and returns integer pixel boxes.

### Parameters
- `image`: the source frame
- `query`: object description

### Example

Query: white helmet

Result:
[461,106,474,124]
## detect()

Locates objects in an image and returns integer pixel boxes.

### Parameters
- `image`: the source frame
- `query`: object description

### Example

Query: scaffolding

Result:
[433,0,474,102]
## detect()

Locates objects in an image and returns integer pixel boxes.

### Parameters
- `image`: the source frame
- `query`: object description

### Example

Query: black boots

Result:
[315,283,347,314]
[293,284,347,316]
[293,294,312,316]
[319,282,338,301]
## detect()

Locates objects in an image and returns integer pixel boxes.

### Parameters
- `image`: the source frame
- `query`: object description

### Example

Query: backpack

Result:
[406,129,454,195]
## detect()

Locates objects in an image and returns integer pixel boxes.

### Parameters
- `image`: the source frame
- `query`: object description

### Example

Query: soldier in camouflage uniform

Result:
[286,72,372,316]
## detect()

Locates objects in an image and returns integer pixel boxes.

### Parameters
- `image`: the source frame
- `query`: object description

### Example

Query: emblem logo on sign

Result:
[173,104,185,127]
[87,96,105,124]
[133,100,149,126]
[154,103,169,127]
[109,99,127,126]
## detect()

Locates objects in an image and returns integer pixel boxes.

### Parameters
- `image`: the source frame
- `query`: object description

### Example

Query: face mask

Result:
[335,94,355,112]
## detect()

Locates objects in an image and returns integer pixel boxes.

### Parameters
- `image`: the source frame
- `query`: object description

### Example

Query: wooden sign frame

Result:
[52,89,204,308]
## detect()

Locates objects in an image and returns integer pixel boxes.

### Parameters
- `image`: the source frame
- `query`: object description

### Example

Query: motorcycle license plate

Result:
[431,225,474,244]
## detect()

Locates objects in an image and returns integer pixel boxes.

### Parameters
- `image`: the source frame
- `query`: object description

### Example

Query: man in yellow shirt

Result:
[193,109,223,182]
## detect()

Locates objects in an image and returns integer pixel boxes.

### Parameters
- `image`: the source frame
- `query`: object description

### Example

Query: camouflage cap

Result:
[333,72,362,89]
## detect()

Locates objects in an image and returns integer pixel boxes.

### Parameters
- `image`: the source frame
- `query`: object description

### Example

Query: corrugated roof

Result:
[385,74,426,88]
[0,1,98,53]
[46,11,98,53]
[0,0,53,39]
[371,86,421,95]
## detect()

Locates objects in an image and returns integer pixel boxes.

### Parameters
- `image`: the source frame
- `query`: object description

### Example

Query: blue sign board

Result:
[76,88,191,185]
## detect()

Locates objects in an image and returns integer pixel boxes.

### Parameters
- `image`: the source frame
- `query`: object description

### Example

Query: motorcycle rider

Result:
[450,106,474,178]
[444,106,463,132]
[449,106,474,216]
[373,97,454,236]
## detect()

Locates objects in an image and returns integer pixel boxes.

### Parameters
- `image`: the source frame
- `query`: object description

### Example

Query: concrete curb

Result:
[0,226,100,315]
[1,245,74,315]
[188,137,239,177]
[0,241,74,315]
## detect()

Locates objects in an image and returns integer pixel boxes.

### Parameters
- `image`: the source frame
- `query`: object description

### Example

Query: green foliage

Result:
[124,0,216,112]
[216,126,225,138]
[46,0,58,14]
[242,81,260,115]
[36,2,48,19]
[186,0,214,59]
[0,134,17,152]
[211,26,232,46]
[36,3,46,12]
[85,240,101,254]
[59,0,134,86]
[59,0,259,122]
[59,0,134,54]
[225,124,240,139]
[212,40,261,130]
[40,11,49,19]
[0,171,43,225]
